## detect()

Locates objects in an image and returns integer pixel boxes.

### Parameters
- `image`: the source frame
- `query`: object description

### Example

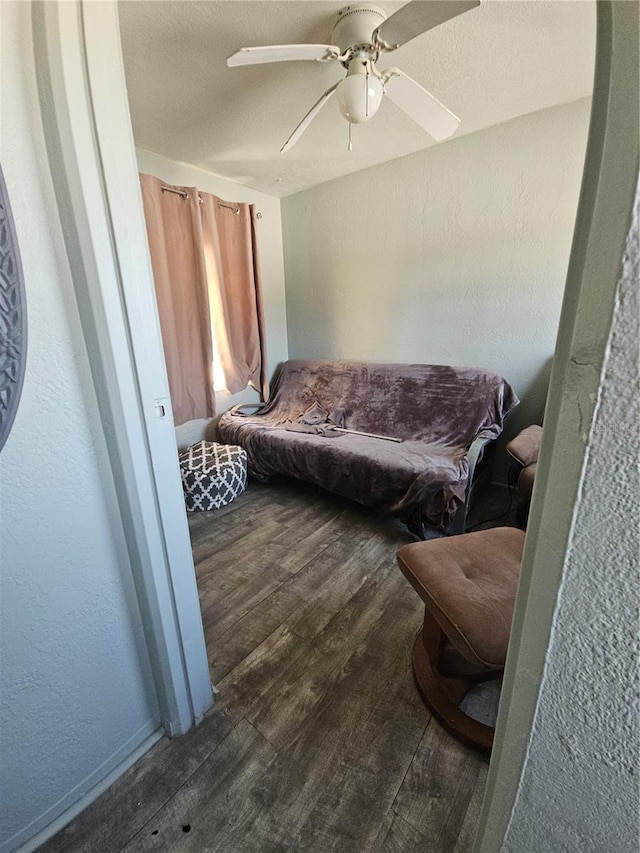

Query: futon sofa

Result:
[216,360,518,536]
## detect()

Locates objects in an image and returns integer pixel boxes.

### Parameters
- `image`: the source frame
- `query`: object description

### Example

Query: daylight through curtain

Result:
[139,174,215,425]
[140,174,269,423]
[200,193,269,400]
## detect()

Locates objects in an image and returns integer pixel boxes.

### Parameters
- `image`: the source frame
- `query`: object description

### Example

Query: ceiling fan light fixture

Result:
[336,69,383,123]
[228,1,480,151]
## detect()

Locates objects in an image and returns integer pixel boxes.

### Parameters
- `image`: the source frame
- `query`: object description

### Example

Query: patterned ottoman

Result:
[179,441,248,512]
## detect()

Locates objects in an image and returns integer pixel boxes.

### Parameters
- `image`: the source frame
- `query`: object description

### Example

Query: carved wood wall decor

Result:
[0,165,27,453]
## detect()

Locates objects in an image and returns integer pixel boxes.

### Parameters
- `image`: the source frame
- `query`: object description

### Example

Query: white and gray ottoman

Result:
[179,441,248,512]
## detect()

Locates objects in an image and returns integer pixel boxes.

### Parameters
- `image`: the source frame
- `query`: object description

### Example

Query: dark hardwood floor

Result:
[41,478,515,853]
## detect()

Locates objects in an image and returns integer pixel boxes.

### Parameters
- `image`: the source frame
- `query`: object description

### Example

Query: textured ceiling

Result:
[118,1,595,197]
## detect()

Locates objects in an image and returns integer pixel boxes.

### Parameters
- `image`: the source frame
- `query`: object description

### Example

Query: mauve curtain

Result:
[200,193,269,400]
[139,174,215,425]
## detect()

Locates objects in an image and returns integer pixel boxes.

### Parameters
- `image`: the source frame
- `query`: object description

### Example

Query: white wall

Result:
[282,99,591,473]
[0,4,160,850]
[476,3,639,847]
[503,184,639,852]
[135,148,289,449]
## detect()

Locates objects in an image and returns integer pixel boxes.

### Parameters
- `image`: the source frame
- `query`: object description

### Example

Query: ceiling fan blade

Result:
[374,0,480,50]
[384,70,460,140]
[227,44,340,67]
[280,82,340,154]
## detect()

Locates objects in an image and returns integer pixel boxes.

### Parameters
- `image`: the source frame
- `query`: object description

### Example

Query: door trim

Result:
[33,0,213,737]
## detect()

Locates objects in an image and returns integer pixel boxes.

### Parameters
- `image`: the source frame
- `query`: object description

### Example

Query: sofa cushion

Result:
[235,360,517,444]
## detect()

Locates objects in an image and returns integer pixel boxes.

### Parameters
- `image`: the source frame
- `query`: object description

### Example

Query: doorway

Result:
[33,1,638,850]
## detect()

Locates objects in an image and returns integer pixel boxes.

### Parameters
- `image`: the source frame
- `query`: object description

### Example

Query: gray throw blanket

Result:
[217,359,518,528]
[285,402,345,437]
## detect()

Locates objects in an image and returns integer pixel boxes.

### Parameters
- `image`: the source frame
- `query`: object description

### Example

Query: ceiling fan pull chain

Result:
[366,67,370,119]
[348,121,353,152]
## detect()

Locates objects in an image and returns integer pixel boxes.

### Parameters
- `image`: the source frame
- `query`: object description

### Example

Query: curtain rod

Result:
[160,185,245,216]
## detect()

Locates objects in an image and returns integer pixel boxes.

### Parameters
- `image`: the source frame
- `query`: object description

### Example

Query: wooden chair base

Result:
[411,613,502,758]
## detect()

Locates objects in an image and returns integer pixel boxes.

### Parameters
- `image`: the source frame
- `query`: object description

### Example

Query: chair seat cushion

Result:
[397,527,525,668]
[179,441,247,511]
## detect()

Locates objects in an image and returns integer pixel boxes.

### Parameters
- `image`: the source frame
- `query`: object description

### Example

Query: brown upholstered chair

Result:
[506,425,543,524]
[397,527,525,756]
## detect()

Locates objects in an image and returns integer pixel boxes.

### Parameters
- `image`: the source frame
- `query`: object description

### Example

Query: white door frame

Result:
[475,2,638,846]
[31,0,638,846]
[32,0,212,736]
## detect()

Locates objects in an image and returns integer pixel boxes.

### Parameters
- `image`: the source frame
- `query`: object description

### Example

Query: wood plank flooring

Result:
[41,478,514,853]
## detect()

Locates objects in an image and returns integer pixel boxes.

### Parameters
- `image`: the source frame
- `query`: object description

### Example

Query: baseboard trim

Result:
[5,723,163,853]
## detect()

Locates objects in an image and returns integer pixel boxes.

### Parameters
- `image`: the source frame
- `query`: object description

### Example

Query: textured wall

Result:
[135,148,289,449]
[0,4,159,849]
[503,188,639,851]
[282,99,591,472]
[474,7,639,848]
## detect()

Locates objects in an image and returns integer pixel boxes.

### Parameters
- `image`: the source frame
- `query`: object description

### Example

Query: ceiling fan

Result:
[227,1,480,153]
